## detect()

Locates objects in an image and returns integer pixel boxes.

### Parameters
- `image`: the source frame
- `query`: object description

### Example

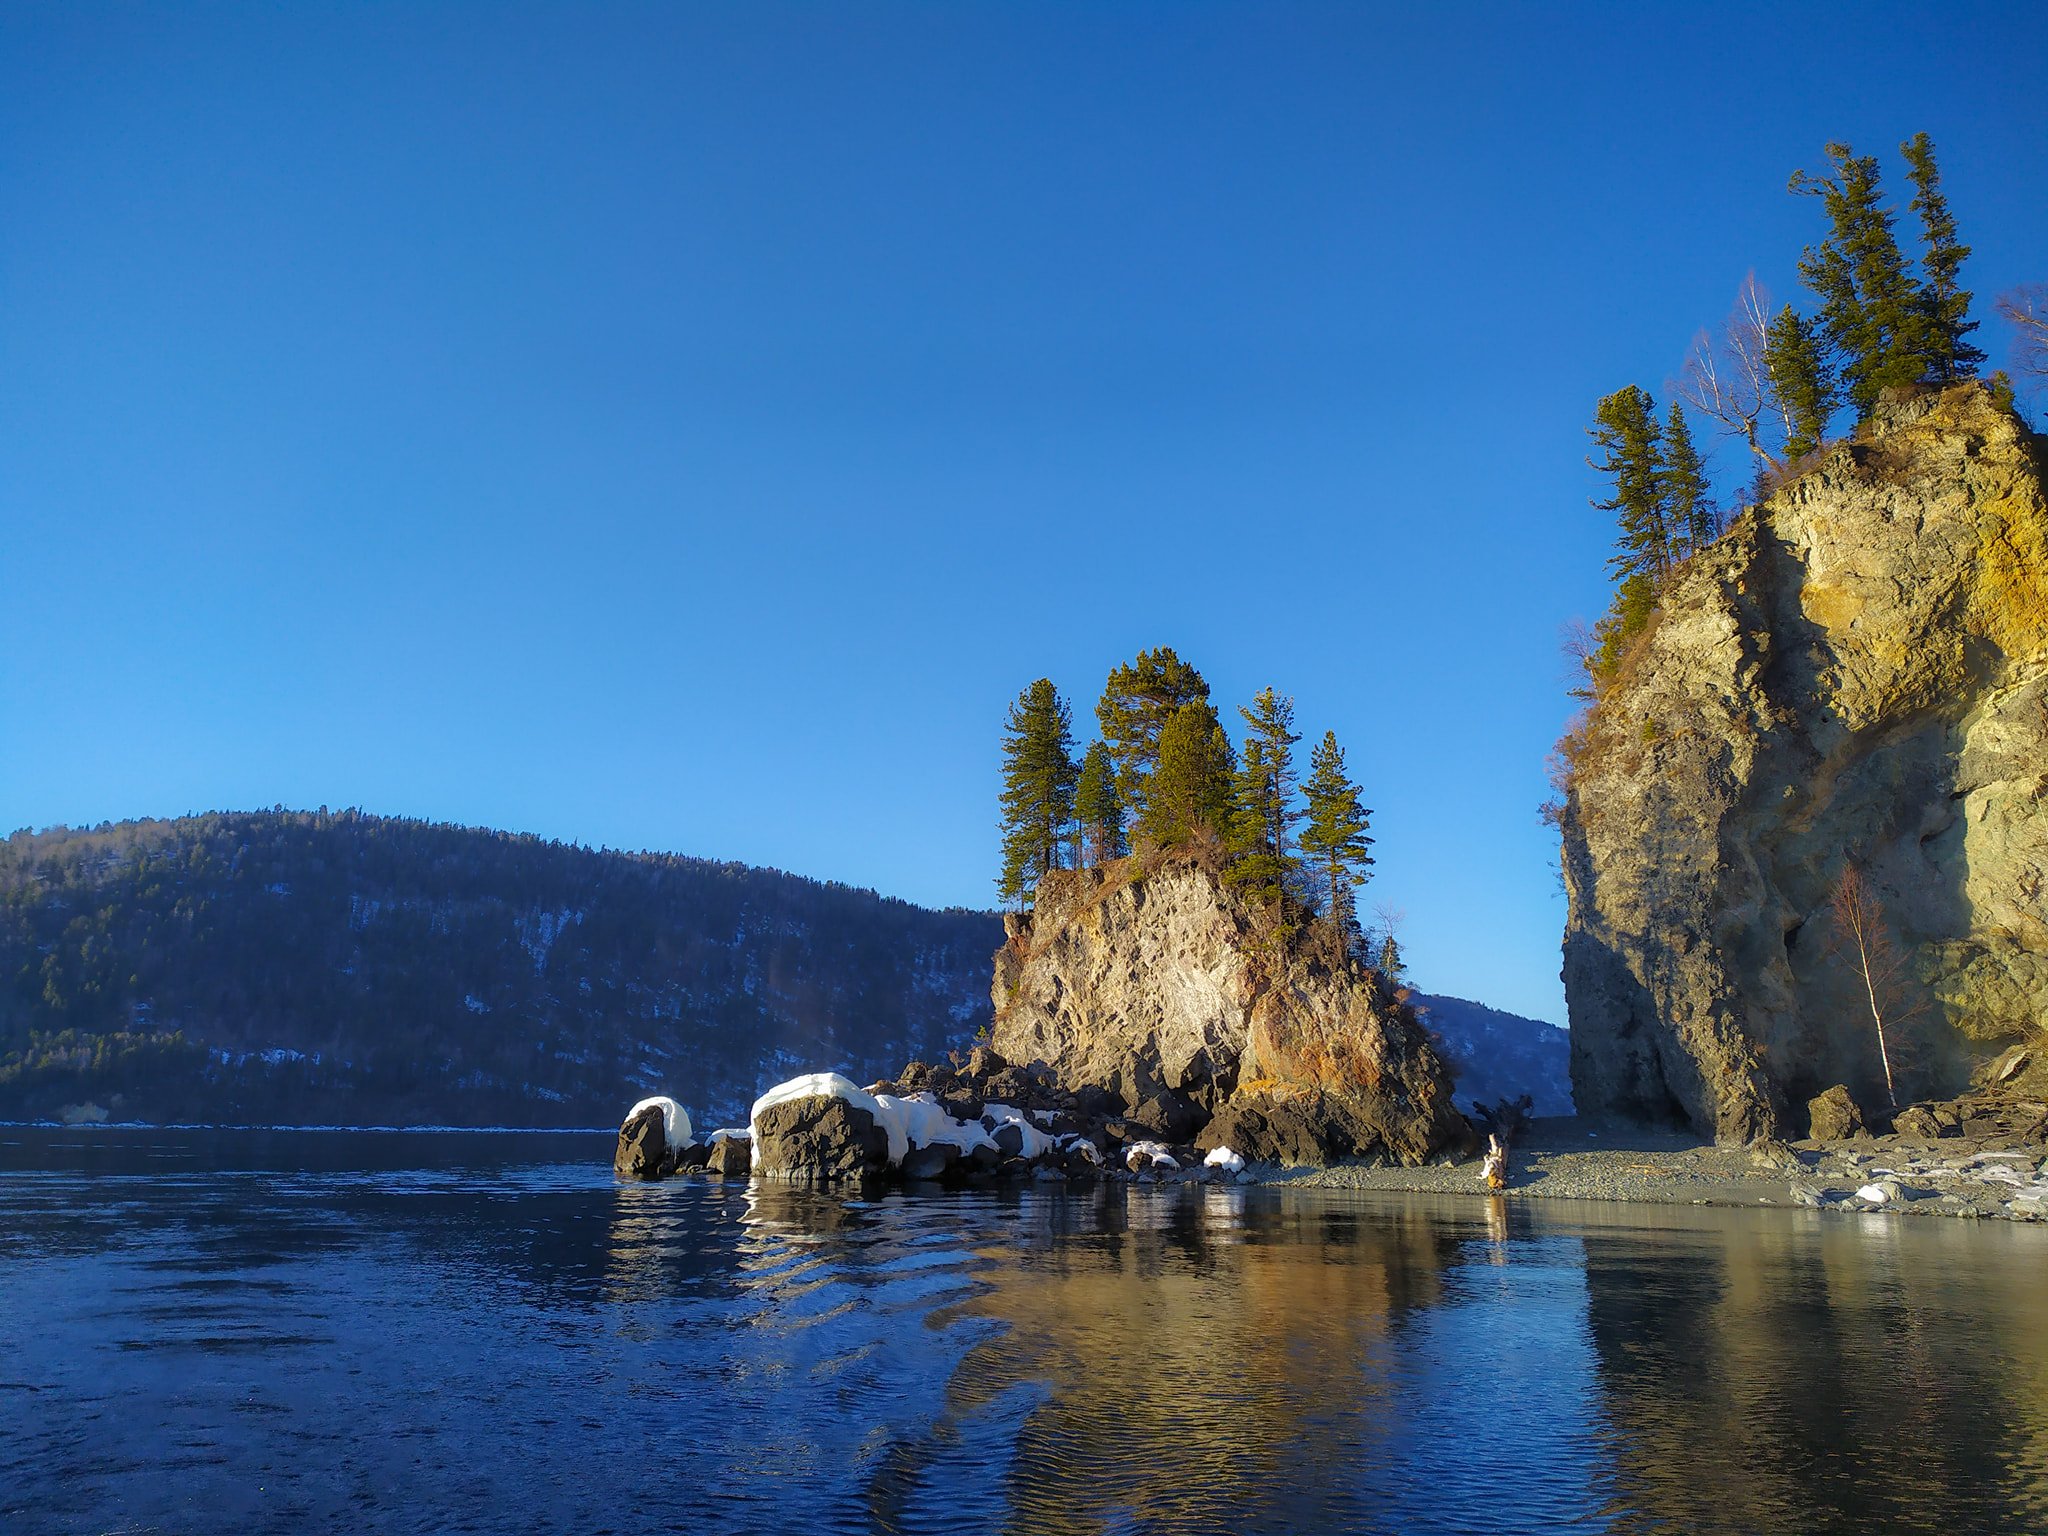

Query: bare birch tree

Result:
[1995,283,2048,387]
[1827,863,1920,1109]
[1679,271,1783,472]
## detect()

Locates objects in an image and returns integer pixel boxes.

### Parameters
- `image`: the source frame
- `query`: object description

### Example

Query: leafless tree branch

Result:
[1679,271,1783,472]
[1996,283,2048,387]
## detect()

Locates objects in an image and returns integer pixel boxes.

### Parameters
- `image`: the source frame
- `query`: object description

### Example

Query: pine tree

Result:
[1589,386,1670,586]
[1763,304,1837,461]
[1225,687,1302,906]
[995,679,1077,907]
[1299,731,1374,943]
[1139,702,1234,847]
[1095,648,1210,827]
[1658,402,1716,557]
[1792,142,1931,416]
[1584,572,1659,688]
[1901,132,1984,384]
[1073,741,1126,867]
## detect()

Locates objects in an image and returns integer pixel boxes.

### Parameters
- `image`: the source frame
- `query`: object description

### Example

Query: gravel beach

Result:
[1256,1117,2048,1223]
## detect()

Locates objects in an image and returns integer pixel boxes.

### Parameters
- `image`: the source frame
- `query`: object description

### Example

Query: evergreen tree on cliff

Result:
[1073,741,1127,867]
[1901,132,1984,385]
[1225,687,1303,906]
[1589,386,1670,586]
[996,679,1077,907]
[1763,304,1837,460]
[1583,385,1670,687]
[1658,402,1716,556]
[1792,142,1931,416]
[1300,731,1374,943]
[1139,702,1234,847]
[1096,648,1209,825]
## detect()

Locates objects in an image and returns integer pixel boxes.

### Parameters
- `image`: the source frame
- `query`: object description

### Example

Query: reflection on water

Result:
[1,1129,2044,1535]
[1578,1208,2048,1535]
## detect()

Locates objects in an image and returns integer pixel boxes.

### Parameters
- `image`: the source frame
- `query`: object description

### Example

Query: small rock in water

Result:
[899,1144,955,1182]
[705,1136,751,1177]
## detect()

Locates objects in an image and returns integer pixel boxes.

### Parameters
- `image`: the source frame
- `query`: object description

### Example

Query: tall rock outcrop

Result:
[1562,383,2048,1141]
[990,854,1468,1165]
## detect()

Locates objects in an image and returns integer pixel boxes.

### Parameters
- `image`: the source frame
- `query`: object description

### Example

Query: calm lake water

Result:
[2,1128,2045,1535]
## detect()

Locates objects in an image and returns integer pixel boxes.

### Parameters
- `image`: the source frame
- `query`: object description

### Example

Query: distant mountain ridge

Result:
[0,811,1001,1127]
[1411,992,1573,1118]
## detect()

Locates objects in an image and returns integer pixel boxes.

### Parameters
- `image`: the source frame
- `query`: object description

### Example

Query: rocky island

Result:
[616,849,1472,1186]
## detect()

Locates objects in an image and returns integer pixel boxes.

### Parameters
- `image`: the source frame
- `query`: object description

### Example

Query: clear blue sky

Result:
[5,4,2046,1023]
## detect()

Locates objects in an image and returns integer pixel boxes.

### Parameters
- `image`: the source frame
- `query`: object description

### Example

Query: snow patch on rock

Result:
[876,1091,996,1157]
[628,1095,693,1149]
[1126,1139,1180,1172]
[981,1102,1055,1159]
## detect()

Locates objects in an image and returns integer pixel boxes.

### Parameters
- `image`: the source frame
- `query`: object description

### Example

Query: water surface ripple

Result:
[2,1128,2044,1534]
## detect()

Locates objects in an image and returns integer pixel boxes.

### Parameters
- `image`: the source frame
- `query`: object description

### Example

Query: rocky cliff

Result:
[989,854,1469,1164]
[1562,383,2048,1141]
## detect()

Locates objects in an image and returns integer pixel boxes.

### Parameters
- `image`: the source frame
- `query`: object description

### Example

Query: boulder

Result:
[675,1140,713,1171]
[1061,1140,1104,1177]
[613,1102,673,1180]
[1890,1105,1949,1141]
[704,1136,752,1177]
[1807,1085,1868,1142]
[1197,1095,1334,1167]
[751,1092,889,1184]
[900,1143,958,1181]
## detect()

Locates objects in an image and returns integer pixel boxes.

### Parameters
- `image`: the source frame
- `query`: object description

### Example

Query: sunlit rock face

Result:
[1562,383,2048,1141]
[990,855,1469,1165]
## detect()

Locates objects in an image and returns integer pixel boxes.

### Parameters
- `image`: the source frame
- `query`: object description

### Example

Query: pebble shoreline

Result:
[1253,1120,2048,1223]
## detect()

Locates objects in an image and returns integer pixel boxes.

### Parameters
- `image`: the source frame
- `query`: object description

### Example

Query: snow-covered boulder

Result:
[1125,1139,1181,1174]
[981,1102,1056,1160]
[631,1096,693,1148]
[747,1074,1076,1183]
[750,1074,892,1183]
[614,1094,695,1180]
[1203,1146,1246,1175]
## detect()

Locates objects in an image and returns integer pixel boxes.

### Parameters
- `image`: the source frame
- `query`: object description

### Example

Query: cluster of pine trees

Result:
[996,648,1387,964]
[1583,133,1986,690]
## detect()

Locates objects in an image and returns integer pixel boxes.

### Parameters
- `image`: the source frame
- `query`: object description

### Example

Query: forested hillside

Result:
[1412,993,1573,1118]
[0,811,1000,1127]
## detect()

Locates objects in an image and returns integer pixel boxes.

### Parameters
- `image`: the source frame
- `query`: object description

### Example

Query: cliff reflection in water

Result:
[1576,1207,2048,1535]
[937,1188,1467,1534]
[716,1184,1606,1535]
[713,1184,2048,1536]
